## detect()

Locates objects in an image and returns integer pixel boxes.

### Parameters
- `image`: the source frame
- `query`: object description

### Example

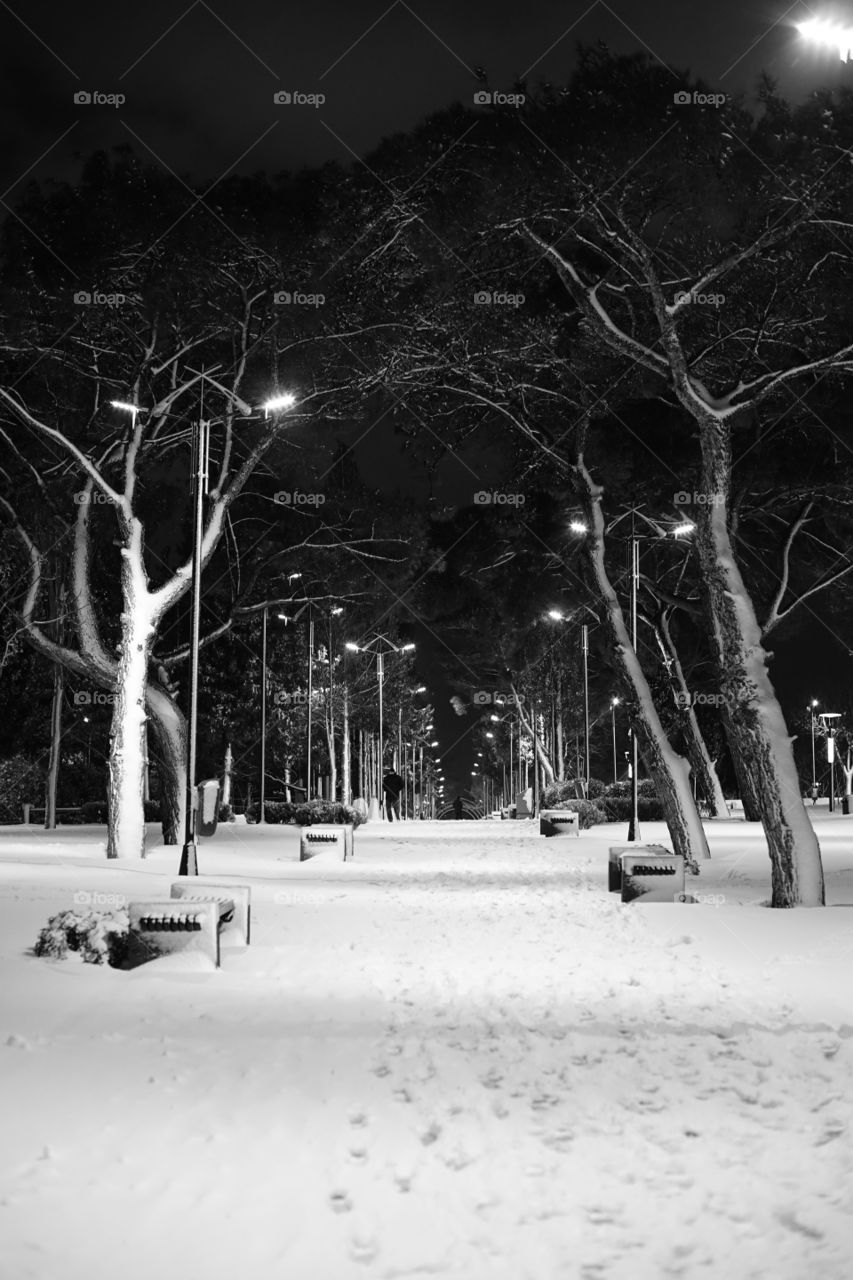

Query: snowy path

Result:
[1,819,852,1279]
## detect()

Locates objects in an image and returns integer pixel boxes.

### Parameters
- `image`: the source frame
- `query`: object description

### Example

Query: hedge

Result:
[245,799,366,827]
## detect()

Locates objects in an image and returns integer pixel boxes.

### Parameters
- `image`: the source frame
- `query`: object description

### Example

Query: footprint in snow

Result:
[329,1189,353,1214]
[349,1230,379,1264]
[420,1121,442,1146]
[348,1109,369,1128]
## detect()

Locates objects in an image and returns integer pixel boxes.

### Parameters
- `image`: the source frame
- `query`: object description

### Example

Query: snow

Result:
[1,812,852,1280]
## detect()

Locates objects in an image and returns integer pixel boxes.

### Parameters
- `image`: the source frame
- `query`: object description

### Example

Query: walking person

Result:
[382,769,404,821]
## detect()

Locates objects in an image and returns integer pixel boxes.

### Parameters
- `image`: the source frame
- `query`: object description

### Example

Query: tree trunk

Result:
[221,742,233,809]
[106,530,153,859]
[341,687,351,805]
[512,687,556,785]
[578,458,710,863]
[44,661,63,830]
[658,610,726,819]
[146,687,187,845]
[694,413,824,905]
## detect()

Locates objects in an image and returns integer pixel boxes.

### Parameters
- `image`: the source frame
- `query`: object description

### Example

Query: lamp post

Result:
[346,634,416,818]
[809,699,819,790]
[611,697,620,784]
[820,711,841,811]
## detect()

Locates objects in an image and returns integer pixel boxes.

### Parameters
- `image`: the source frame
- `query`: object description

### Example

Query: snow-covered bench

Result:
[608,843,670,893]
[620,851,685,903]
[299,824,353,862]
[127,883,251,968]
[539,809,580,838]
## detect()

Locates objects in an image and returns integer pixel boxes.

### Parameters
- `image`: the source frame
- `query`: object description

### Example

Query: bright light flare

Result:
[262,392,297,416]
[569,520,588,534]
[110,400,141,416]
[345,642,360,652]
[673,522,695,537]
[798,17,853,61]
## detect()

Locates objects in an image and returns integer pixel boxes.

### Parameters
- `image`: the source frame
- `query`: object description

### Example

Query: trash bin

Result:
[196,779,221,838]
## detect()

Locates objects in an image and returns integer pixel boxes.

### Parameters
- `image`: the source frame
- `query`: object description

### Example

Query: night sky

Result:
[3,0,852,795]
[1,0,846,197]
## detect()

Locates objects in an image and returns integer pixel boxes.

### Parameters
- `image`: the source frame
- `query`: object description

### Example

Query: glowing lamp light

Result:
[345,642,360,652]
[673,522,695,537]
[798,18,853,61]
[547,609,565,621]
[110,400,142,416]
[262,393,297,417]
[570,520,588,534]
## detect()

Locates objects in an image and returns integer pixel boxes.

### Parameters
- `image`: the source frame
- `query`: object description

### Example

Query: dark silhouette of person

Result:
[383,770,404,821]
[453,795,464,820]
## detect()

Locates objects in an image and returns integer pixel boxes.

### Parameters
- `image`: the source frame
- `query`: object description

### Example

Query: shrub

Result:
[0,755,46,824]
[34,907,129,966]
[541,779,584,808]
[599,795,665,822]
[541,797,608,828]
[245,799,366,827]
[219,803,234,822]
[80,800,108,823]
[586,777,607,799]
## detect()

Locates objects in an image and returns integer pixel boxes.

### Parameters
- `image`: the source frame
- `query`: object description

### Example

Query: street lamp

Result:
[819,711,841,812]
[809,699,819,790]
[611,697,620,784]
[346,635,416,818]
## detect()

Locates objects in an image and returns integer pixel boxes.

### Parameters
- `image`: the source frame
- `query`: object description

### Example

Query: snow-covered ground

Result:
[1,812,852,1280]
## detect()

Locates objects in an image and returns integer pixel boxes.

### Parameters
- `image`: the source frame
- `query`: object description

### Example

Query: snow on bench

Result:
[299,824,354,862]
[539,809,580,838]
[620,851,685,904]
[127,883,251,968]
[608,843,670,893]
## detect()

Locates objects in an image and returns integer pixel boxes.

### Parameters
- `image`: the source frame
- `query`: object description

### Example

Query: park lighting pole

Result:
[346,635,416,817]
[611,698,620,784]
[820,711,841,811]
[809,699,819,789]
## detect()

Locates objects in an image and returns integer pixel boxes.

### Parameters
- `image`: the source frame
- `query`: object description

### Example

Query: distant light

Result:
[287,572,302,581]
[331,607,344,615]
[485,732,494,738]
[401,642,416,652]
[819,711,841,719]
[673,522,695,537]
[611,697,620,707]
[547,609,565,621]
[798,18,853,61]
[810,699,819,708]
[277,613,290,622]
[110,400,141,416]
[415,685,427,693]
[570,520,588,534]
[430,741,439,747]
[263,393,297,417]
[345,642,360,652]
